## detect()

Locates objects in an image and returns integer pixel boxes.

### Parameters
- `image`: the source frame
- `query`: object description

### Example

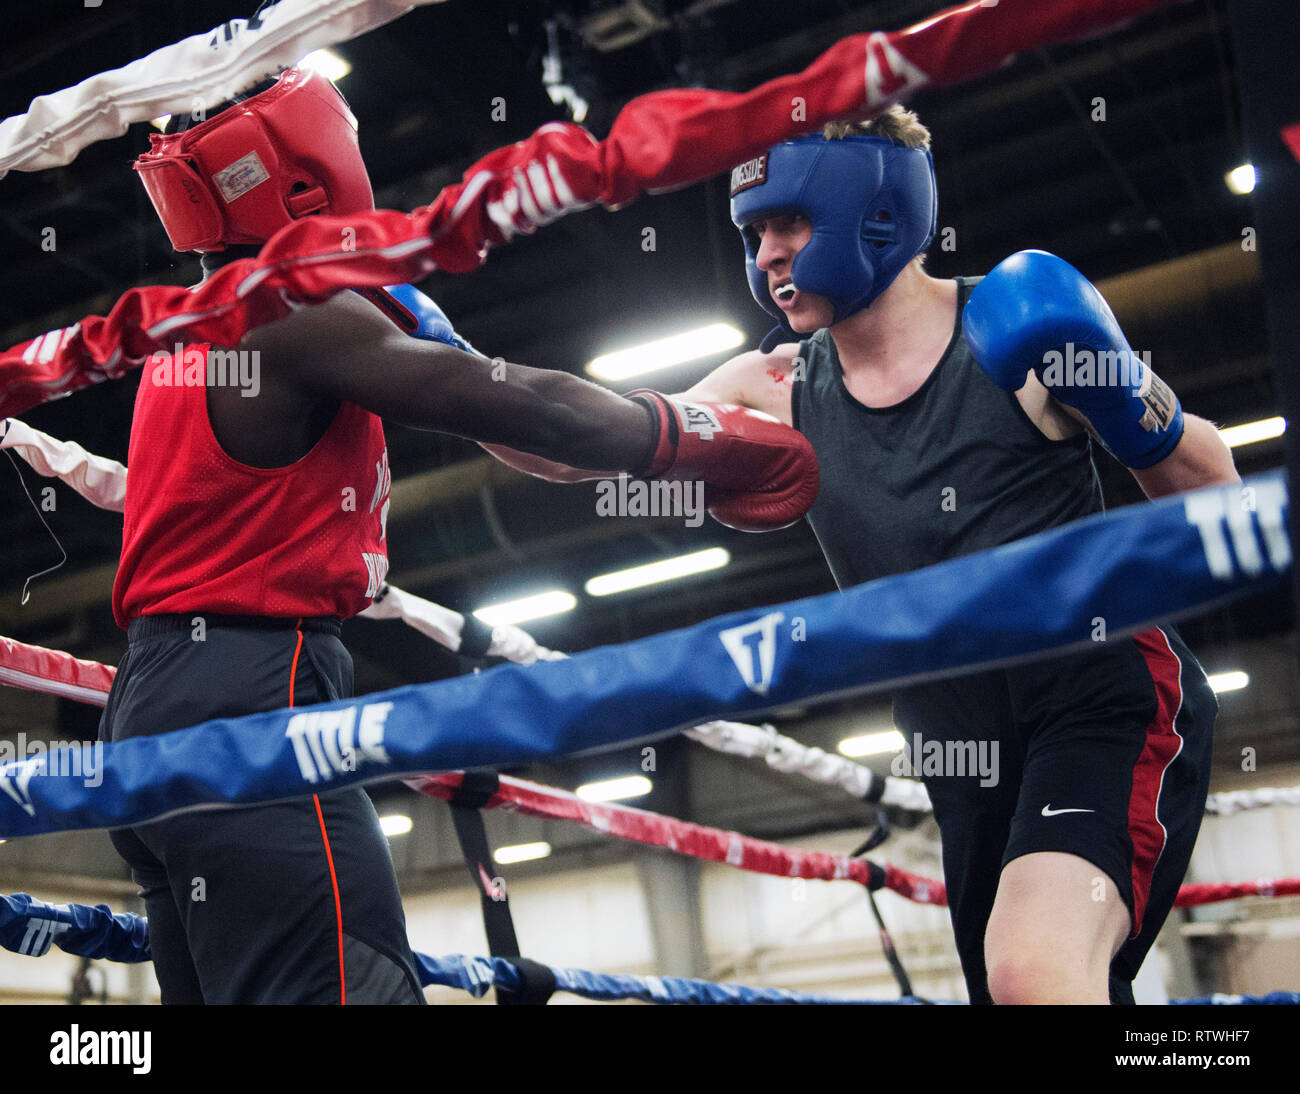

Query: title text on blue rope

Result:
[285,701,393,783]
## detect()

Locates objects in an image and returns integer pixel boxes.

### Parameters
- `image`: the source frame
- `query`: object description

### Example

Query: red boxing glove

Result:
[630,391,818,531]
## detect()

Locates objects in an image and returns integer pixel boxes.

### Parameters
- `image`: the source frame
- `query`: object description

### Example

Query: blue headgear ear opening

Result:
[862,208,899,247]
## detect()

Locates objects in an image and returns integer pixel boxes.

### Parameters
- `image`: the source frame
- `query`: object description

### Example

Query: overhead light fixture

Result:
[585,548,730,597]
[839,729,906,758]
[1207,671,1249,694]
[298,49,352,82]
[473,590,577,627]
[494,841,552,865]
[575,775,652,802]
[586,323,745,382]
[1225,164,1256,195]
[1218,417,1286,448]
[380,814,412,837]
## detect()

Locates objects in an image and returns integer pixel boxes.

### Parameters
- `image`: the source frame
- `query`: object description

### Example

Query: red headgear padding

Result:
[133,67,374,253]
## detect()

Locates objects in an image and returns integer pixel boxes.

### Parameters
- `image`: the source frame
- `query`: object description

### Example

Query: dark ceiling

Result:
[0,0,1293,821]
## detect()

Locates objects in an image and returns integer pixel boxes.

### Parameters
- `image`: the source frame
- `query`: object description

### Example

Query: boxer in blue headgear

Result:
[730,132,937,350]
[666,107,1234,1005]
[484,109,1236,1003]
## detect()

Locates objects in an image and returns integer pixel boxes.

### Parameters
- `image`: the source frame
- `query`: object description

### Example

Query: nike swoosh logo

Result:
[1041,804,1096,817]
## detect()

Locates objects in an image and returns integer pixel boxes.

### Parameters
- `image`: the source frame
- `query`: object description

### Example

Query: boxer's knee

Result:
[984,852,1129,1004]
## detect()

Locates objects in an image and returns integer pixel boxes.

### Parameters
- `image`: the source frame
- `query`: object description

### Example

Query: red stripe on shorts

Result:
[289,623,347,1005]
[1127,628,1185,935]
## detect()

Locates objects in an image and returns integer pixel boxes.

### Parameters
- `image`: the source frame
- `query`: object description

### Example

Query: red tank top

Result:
[113,343,390,628]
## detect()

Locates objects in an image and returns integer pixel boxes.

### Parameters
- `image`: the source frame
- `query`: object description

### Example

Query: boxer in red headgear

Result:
[101,66,817,1005]
[134,66,373,252]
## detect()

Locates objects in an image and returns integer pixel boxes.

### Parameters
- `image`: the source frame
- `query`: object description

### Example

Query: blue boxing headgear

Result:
[729,134,937,343]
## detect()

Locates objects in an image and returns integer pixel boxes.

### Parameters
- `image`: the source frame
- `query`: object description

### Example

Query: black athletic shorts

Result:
[893,624,1216,1005]
[98,614,425,1005]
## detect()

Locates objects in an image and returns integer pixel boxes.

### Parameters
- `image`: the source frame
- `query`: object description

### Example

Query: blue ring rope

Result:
[0,474,1287,840]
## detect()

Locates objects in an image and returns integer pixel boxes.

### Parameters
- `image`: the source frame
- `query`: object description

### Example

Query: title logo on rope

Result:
[0,756,44,817]
[1184,479,1289,581]
[285,701,393,784]
[719,612,784,695]
[19,906,72,956]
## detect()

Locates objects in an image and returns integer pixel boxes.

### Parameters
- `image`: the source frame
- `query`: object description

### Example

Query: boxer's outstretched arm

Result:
[481,342,802,481]
[478,442,610,482]
[250,290,653,473]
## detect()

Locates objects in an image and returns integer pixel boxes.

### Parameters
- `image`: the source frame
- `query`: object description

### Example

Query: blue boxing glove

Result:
[384,282,480,356]
[962,250,1183,469]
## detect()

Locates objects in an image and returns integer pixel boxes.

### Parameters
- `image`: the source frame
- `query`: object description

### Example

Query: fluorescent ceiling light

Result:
[380,814,412,837]
[299,49,352,82]
[586,323,745,382]
[473,590,576,627]
[1225,164,1256,195]
[1207,671,1248,694]
[585,548,730,597]
[575,775,652,802]
[1218,417,1286,448]
[494,841,552,865]
[839,729,906,758]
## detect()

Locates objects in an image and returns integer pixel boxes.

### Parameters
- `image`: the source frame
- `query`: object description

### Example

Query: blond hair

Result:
[823,104,931,149]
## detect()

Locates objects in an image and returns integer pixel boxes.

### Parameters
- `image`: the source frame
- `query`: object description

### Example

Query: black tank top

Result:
[791,277,1103,589]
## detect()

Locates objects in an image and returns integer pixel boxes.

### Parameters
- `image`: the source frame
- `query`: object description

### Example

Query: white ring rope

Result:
[0,0,447,176]
[686,719,933,811]
[360,583,567,664]
[1204,786,1300,816]
[0,418,127,512]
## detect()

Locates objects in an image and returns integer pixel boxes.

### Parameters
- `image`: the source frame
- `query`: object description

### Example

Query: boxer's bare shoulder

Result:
[678,341,800,426]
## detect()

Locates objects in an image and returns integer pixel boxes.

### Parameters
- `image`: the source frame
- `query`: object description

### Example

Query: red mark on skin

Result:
[766,368,789,385]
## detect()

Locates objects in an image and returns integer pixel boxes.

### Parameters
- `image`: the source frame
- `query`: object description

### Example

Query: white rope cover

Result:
[687,720,934,812]
[1,418,127,512]
[0,0,447,176]
[1204,786,1300,816]
[359,583,567,664]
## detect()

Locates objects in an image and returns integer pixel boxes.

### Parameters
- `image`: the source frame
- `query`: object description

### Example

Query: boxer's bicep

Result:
[249,294,494,430]
[365,344,652,469]
[261,295,649,469]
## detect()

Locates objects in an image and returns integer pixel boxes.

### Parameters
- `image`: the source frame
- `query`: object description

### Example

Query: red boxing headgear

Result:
[133,67,374,253]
